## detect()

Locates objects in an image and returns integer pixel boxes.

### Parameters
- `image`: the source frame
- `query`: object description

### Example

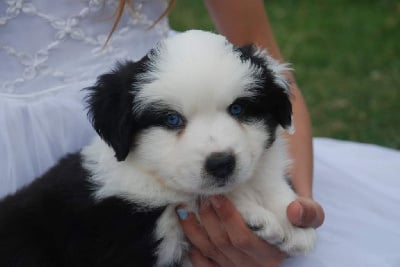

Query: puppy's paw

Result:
[279,226,317,256]
[239,206,285,246]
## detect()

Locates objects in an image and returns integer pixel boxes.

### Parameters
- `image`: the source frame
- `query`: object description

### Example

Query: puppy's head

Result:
[87,30,292,195]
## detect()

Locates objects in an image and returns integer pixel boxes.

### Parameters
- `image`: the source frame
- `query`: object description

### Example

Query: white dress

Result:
[0,0,170,196]
[1,1,399,266]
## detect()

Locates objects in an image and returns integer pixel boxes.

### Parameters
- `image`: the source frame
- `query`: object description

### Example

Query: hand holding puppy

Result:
[177,196,324,267]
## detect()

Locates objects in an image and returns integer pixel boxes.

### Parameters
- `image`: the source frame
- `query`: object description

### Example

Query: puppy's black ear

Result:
[86,58,149,161]
[237,44,293,132]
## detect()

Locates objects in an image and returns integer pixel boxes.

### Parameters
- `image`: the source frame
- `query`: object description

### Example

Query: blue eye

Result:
[229,104,243,116]
[166,113,184,128]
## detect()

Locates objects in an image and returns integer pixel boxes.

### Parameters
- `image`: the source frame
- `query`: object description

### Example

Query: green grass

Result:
[169,0,400,149]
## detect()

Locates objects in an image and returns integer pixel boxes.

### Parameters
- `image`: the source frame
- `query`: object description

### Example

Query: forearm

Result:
[285,84,313,198]
[204,0,314,198]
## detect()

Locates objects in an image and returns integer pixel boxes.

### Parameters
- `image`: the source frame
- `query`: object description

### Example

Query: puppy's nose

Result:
[205,152,236,179]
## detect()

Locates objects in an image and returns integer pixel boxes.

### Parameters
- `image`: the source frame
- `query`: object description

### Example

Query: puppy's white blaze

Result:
[134,30,257,115]
[133,110,268,195]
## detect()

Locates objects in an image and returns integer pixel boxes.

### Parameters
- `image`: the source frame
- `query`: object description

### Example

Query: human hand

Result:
[176,195,286,267]
[286,197,325,228]
[176,195,324,267]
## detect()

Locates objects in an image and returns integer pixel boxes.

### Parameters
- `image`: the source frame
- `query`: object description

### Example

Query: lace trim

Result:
[0,0,169,94]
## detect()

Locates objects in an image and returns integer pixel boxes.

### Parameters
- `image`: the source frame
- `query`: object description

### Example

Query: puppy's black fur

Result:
[86,57,151,161]
[0,153,167,267]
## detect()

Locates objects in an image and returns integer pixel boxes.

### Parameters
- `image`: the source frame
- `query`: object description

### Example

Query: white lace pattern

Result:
[0,0,169,95]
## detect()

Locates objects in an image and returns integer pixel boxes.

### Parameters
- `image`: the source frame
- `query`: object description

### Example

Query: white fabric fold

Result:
[284,138,400,267]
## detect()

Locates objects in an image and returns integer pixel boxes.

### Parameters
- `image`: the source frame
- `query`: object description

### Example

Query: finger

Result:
[287,198,325,228]
[209,196,286,264]
[198,199,256,266]
[176,206,231,265]
[299,198,325,228]
[198,199,231,249]
[190,247,219,267]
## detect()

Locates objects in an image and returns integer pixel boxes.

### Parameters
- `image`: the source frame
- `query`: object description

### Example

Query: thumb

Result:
[287,198,325,228]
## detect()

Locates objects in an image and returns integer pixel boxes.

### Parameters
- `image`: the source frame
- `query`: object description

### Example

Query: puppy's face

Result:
[87,30,292,195]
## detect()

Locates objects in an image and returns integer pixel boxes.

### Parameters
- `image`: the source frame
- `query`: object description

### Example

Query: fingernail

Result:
[176,208,189,220]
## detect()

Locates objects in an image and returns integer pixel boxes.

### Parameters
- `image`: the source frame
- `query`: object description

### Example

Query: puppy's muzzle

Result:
[204,152,236,183]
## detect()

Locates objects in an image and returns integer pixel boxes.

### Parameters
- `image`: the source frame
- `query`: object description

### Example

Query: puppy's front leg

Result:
[226,192,285,246]
[256,181,317,256]
[155,205,193,267]
[228,183,317,256]
[263,186,317,256]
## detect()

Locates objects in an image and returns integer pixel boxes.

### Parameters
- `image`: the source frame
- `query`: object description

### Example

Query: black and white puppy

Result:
[0,30,316,267]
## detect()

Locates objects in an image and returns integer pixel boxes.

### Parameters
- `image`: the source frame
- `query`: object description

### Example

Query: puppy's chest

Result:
[154,203,195,267]
[152,187,267,267]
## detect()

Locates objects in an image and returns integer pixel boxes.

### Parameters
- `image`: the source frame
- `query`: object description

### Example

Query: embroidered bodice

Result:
[0,0,169,95]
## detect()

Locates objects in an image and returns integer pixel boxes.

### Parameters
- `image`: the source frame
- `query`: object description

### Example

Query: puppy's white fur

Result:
[82,30,316,266]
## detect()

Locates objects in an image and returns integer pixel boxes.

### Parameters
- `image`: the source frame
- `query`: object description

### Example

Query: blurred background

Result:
[169,0,400,149]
